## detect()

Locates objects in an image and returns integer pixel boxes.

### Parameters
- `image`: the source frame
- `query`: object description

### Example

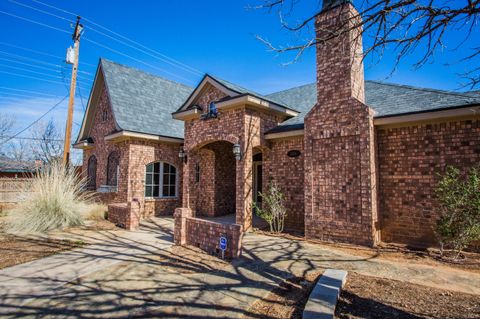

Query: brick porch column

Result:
[235,141,253,231]
[174,207,192,245]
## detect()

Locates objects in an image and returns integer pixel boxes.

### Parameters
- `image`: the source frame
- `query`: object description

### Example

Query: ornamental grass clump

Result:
[6,162,93,234]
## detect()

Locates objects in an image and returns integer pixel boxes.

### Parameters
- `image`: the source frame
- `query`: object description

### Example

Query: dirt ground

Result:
[244,271,322,319]
[336,272,480,319]
[0,235,85,269]
[244,270,480,319]
[0,217,118,269]
[254,229,480,273]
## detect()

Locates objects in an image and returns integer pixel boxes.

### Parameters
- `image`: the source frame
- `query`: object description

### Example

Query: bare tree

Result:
[30,119,63,164]
[8,139,31,162]
[254,0,480,88]
[0,113,15,154]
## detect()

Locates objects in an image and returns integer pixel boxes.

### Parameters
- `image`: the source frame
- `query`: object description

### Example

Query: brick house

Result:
[75,0,480,250]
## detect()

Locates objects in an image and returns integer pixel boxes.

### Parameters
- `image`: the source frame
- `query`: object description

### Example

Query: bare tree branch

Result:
[255,0,480,88]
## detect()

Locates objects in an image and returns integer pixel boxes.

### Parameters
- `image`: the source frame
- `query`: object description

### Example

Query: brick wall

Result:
[264,136,305,230]
[127,140,183,217]
[107,201,140,231]
[182,83,281,230]
[82,88,127,204]
[174,208,243,259]
[377,119,480,246]
[304,3,379,246]
[81,86,183,218]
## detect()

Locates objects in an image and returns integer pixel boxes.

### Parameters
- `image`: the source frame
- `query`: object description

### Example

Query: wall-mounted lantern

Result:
[178,148,187,163]
[233,143,242,161]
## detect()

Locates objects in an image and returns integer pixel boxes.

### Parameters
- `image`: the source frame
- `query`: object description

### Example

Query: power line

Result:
[0,90,62,100]
[0,86,60,97]
[0,70,90,90]
[0,9,70,35]
[0,41,61,60]
[0,135,63,142]
[29,0,202,75]
[83,37,194,83]
[0,63,64,79]
[0,50,62,68]
[0,5,196,83]
[0,94,68,146]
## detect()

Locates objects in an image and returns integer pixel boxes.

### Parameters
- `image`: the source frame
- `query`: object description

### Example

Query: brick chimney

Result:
[304,0,379,246]
[316,0,365,104]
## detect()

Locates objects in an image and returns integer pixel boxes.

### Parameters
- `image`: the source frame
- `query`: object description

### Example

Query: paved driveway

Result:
[1,218,478,318]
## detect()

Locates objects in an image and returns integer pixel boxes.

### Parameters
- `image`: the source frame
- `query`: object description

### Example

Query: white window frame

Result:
[144,161,178,199]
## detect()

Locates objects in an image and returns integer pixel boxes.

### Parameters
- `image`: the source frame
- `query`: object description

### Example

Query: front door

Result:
[253,161,262,207]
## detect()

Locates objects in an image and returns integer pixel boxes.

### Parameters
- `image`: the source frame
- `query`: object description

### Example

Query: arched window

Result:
[87,155,97,190]
[106,151,120,186]
[145,162,178,198]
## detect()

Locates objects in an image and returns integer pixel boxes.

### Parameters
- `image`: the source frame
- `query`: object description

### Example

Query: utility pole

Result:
[63,16,83,166]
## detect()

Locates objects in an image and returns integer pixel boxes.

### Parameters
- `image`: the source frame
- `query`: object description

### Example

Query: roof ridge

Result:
[100,58,193,90]
[366,80,474,99]
[266,82,316,96]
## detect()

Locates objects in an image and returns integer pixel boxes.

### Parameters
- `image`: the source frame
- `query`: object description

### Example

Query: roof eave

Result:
[104,130,184,144]
[374,103,480,126]
[216,94,300,117]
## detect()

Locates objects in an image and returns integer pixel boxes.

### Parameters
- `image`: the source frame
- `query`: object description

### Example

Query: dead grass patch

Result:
[0,235,84,269]
[244,271,322,319]
[336,272,480,319]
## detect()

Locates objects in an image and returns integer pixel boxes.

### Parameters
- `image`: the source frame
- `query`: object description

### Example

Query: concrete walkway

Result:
[0,218,174,312]
[1,219,479,318]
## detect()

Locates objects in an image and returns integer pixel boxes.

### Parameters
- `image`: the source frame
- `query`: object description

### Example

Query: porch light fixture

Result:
[233,143,242,161]
[178,148,187,163]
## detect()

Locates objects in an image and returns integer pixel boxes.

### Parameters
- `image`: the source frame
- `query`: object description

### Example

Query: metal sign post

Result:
[219,236,227,260]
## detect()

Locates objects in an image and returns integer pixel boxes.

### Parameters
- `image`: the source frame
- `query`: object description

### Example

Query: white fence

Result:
[0,178,31,203]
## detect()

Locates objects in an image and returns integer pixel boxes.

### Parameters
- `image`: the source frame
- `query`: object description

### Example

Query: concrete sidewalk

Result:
[1,220,478,318]
[0,218,174,311]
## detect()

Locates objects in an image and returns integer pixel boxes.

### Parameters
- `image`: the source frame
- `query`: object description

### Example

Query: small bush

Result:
[435,166,480,258]
[254,181,287,233]
[6,162,94,234]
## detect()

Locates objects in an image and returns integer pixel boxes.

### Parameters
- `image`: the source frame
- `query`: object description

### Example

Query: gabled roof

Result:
[175,74,299,114]
[102,59,193,139]
[76,59,193,143]
[266,81,480,133]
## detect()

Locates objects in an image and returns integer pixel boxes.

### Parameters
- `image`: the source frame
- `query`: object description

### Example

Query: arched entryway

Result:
[190,140,236,217]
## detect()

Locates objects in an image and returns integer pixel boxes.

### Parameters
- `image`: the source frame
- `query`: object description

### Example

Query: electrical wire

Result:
[0,86,60,97]
[28,0,202,75]
[0,94,68,146]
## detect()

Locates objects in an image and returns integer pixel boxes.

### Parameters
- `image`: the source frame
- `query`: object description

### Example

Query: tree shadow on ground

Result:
[0,219,382,319]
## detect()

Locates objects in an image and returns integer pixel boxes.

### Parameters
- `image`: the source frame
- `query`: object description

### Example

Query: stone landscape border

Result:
[303,269,348,319]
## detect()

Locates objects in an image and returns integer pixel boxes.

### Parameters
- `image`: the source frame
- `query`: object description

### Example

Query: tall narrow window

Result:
[195,163,200,183]
[87,155,97,190]
[145,162,177,198]
[106,151,120,186]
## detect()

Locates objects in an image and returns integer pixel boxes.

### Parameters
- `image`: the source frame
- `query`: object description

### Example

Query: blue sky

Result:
[0,0,478,152]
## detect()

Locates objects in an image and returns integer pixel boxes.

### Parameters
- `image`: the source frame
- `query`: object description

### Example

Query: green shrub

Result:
[253,181,287,233]
[5,162,94,234]
[435,166,480,258]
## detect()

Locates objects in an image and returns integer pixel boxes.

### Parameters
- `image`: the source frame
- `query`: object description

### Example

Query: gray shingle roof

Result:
[95,59,480,137]
[209,75,299,112]
[266,81,480,133]
[101,59,192,139]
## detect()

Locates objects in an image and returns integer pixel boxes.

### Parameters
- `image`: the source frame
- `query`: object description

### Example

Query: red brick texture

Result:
[81,84,183,229]
[107,201,140,231]
[181,83,281,231]
[82,88,127,204]
[377,119,480,246]
[304,3,379,246]
[264,137,305,230]
[174,208,243,258]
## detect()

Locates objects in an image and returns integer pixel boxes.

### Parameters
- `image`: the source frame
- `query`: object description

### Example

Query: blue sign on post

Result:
[220,236,227,251]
